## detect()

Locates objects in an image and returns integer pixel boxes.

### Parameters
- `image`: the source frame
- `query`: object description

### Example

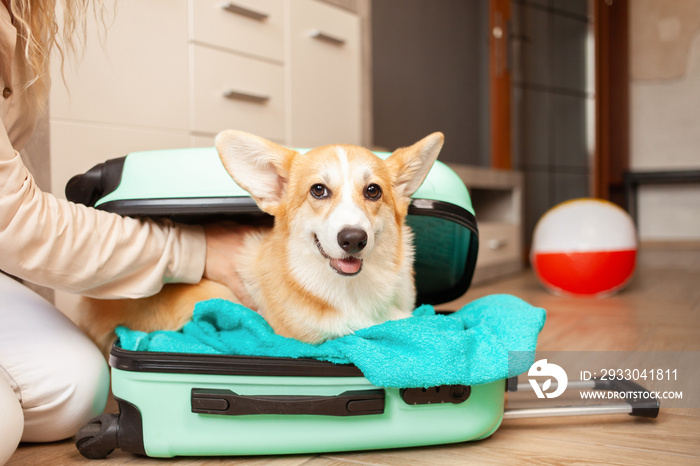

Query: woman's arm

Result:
[0,120,207,298]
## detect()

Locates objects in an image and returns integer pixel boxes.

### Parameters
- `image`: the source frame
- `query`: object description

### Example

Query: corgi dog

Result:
[77,130,444,353]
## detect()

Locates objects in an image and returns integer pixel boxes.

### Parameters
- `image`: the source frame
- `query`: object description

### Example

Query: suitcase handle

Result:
[191,388,385,417]
[504,377,660,419]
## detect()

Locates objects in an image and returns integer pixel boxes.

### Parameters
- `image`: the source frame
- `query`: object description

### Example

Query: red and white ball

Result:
[531,199,637,297]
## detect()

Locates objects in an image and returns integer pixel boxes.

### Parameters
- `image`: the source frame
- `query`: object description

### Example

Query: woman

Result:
[0,1,247,462]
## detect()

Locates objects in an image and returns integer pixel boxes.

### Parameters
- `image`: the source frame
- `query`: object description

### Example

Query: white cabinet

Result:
[188,0,287,141]
[49,0,191,196]
[287,0,362,147]
[49,0,190,131]
[49,0,364,199]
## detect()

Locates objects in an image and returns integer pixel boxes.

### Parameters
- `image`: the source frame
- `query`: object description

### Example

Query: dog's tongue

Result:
[332,257,362,275]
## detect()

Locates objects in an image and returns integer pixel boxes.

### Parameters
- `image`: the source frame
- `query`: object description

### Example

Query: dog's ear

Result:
[216,130,296,214]
[386,132,444,199]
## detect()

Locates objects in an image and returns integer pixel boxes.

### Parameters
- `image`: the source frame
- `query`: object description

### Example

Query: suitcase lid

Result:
[66,147,478,304]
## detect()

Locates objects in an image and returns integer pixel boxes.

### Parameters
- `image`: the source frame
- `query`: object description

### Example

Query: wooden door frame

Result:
[489,0,512,170]
[593,0,629,204]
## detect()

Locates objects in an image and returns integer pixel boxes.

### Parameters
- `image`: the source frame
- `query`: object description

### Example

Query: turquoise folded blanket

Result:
[116,294,546,388]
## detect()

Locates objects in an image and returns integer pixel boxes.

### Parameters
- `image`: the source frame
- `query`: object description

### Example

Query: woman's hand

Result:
[202,222,257,309]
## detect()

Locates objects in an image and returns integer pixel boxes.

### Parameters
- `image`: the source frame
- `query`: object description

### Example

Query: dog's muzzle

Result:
[314,234,363,276]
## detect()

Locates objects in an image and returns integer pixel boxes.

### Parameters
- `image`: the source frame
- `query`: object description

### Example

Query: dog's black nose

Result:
[337,228,368,254]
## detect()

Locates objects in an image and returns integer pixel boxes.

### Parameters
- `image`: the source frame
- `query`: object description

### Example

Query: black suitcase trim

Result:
[408,200,479,304]
[109,345,365,377]
[97,196,264,218]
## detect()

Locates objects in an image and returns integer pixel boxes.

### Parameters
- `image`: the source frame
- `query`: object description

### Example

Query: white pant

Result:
[0,273,109,464]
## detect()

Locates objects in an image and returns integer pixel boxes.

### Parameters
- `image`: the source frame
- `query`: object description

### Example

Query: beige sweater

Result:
[0,6,205,298]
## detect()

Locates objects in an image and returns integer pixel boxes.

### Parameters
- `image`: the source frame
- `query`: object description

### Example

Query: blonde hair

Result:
[9,0,104,110]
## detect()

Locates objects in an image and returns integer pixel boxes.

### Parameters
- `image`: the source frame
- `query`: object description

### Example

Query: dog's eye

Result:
[310,184,330,199]
[364,184,382,201]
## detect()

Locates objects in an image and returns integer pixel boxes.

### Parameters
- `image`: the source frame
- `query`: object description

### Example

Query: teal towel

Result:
[116,294,546,388]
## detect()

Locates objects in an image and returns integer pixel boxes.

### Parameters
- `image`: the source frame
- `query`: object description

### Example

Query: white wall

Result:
[629,0,700,241]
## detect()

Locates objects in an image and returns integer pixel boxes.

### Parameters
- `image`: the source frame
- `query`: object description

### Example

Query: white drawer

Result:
[476,222,521,268]
[190,45,285,141]
[50,0,189,131]
[189,0,284,63]
[288,0,361,147]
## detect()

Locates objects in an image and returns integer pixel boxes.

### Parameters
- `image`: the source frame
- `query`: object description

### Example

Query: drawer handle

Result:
[488,239,507,250]
[220,2,269,21]
[223,89,270,104]
[309,29,346,46]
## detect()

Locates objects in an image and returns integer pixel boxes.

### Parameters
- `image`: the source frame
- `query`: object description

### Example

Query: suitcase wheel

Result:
[75,413,119,459]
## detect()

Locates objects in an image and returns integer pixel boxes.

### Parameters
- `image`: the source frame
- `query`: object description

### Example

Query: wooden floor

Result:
[8,243,700,465]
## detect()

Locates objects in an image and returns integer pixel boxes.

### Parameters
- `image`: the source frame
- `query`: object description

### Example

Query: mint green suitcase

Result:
[67,147,493,458]
[68,148,657,459]
[76,348,505,458]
